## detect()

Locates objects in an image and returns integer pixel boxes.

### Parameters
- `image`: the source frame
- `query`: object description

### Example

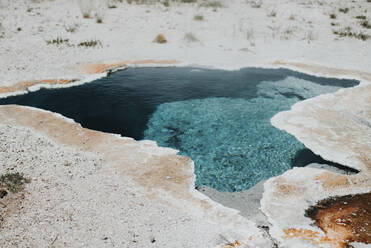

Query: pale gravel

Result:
[0,123,247,248]
[0,0,370,88]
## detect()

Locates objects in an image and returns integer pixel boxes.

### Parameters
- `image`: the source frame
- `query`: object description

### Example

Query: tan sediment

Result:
[313,172,350,190]
[272,60,371,82]
[0,79,70,94]
[273,178,306,196]
[79,59,180,74]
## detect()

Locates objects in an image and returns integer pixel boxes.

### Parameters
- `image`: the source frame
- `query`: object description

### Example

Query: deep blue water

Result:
[0,67,359,191]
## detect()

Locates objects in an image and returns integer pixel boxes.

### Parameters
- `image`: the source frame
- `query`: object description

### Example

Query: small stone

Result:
[153,34,167,44]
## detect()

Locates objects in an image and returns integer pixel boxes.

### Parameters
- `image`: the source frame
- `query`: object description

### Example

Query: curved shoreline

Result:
[1,64,369,247]
[0,60,370,99]
[1,0,370,246]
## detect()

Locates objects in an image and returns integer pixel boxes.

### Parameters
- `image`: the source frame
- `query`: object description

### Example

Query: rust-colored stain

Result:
[283,228,334,246]
[284,192,371,248]
[272,60,371,83]
[80,59,180,74]
[223,240,242,248]
[0,79,70,94]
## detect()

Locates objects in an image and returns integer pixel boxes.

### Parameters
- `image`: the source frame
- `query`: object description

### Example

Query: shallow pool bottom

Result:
[144,77,348,191]
[0,67,359,192]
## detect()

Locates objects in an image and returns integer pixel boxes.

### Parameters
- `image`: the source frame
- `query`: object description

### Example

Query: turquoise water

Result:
[0,67,358,192]
[144,77,344,191]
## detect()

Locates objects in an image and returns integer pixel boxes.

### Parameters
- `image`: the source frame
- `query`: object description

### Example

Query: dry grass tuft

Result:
[333,26,370,40]
[329,13,337,19]
[184,32,198,42]
[360,20,371,29]
[194,14,204,21]
[46,37,70,46]
[78,39,103,47]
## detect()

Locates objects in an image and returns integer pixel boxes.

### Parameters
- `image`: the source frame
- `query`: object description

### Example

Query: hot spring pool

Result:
[0,67,359,191]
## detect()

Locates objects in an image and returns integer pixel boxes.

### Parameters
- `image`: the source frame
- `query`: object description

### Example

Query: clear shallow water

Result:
[0,67,359,191]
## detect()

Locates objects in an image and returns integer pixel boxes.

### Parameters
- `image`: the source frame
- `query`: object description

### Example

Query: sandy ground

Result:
[0,0,370,94]
[0,0,370,247]
[0,122,268,248]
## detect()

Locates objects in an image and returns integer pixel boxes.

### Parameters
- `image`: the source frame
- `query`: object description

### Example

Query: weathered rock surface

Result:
[262,84,371,247]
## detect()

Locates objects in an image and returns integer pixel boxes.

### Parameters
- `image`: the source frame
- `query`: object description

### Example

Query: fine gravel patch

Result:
[0,123,260,247]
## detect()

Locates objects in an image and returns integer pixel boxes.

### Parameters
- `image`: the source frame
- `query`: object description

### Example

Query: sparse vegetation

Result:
[194,14,204,21]
[333,27,370,40]
[331,22,339,26]
[267,8,276,17]
[360,20,371,29]
[247,28,255,46]
[267,24,280,38]
[46,37,70,45]
[0,172,30,193]
[339,7,349,14]
[250,0,262,8]
[199,1,223,9]
[96,17,103,23]
[108,0,122,8]
[65,24,78,33]
[280,26,295,40]
[303,30,315,43]
[78,39,103,47]
[0,22,4,40]
[127,0,195,3]
[356,15,366,20]
[329,13,337,19]
[78,0,93,18]
[184,32,198,42]
[95,2,106,23]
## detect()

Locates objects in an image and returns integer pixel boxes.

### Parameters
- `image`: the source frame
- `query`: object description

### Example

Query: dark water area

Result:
[0,67,359,191]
